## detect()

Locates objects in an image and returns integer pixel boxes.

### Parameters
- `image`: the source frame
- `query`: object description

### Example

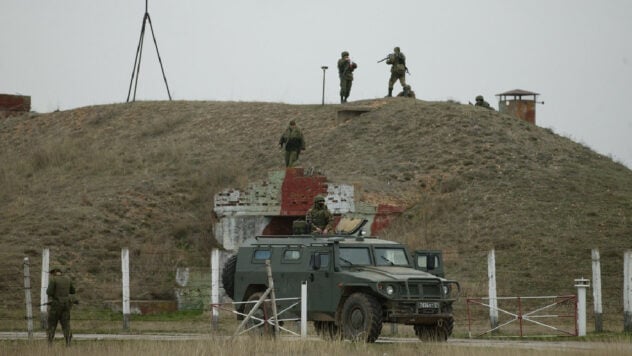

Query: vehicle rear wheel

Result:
[340,293,382,342]
[314,321,340,340]
[243,292,274,337]
[221,255,237,299]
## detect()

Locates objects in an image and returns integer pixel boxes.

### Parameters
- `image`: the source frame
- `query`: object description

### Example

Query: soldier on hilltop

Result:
[381,46,408,97]
[338,51,357,103]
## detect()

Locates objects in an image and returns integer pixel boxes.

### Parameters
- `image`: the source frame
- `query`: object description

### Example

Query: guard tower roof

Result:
[496,89,540,97]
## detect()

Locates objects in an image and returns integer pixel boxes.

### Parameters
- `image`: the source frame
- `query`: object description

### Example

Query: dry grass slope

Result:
[1,98,631,329]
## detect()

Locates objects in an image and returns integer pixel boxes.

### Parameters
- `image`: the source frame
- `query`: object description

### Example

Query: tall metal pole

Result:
[320,66,328,106]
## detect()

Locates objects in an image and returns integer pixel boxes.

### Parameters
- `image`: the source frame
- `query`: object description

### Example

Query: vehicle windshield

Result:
[375,247,410,266]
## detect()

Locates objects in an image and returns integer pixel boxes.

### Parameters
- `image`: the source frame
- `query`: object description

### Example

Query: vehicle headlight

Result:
[442,285,450,296]
[385,285,395,295]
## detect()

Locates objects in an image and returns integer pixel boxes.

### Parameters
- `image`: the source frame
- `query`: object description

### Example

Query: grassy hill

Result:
[1,98,631,330]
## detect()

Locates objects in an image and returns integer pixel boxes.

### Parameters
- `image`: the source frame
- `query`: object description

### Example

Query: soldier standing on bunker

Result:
[338,51,357,103]
[279,120,305,167]
[306,195,334,234]
[385,46,407,97]
[474,95,493,110]
[397,84,416,99]
[47,266,76,346]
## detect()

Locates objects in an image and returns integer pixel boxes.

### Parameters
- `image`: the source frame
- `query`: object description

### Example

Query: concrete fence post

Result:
[40,248,50,330]
[211,249,220,331]
[624,250,632,332]
[23,257,34,339]
[301,281,307,338]
[121,248,130,330]
[575,278,590,337]
[488,249,498,331]
[591,249,603,332]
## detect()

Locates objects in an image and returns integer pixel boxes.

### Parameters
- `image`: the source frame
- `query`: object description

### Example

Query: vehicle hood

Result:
[341,266,444,282]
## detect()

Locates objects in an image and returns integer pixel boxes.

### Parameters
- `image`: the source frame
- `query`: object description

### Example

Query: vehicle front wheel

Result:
[340,293,382,342]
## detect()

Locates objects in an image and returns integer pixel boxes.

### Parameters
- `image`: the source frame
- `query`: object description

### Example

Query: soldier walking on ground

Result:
[338,51,357,103]
[47,266,76,346]
[397,85,416,98]
[385,46,407,97]
[306,195,334,234]
[279,120,305,167]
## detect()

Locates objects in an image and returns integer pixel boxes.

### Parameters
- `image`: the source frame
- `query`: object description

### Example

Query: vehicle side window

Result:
[253,249,271,262]
[282,249,301,263]
[319,253,330,268]
[417,255,439,270]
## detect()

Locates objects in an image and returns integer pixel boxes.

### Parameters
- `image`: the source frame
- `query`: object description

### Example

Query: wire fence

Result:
[1,247,630,335]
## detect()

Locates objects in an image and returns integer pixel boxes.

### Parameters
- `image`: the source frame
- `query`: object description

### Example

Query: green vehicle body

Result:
[224,233,460,342]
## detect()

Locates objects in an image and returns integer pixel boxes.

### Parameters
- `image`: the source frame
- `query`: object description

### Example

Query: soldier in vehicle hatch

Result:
[306,195,333,234]
[279,120,305,167]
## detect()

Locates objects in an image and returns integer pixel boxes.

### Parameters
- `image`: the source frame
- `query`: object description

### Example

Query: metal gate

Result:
[466,295,577,337]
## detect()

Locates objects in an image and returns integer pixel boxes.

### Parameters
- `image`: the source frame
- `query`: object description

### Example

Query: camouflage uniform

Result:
[337,51,356,103]
[386,47,407,97]
[47,267,76,346]
[306,195,334,234]
[279,120,305,167]
[397,85,416,98]
[474,95,493,110]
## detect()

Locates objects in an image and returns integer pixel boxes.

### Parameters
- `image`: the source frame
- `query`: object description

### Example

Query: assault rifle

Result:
[377,55,389,63]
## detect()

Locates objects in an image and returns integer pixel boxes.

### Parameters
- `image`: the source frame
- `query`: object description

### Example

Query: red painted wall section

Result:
[0,94,31,118]
[371,204,405,234]
[280,167,328,216]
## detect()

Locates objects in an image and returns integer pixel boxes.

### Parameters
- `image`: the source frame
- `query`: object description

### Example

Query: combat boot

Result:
[340,95,344,104]
[386,88,393,97]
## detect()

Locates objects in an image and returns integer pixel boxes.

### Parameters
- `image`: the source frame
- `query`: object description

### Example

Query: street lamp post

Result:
[321,66,328,106]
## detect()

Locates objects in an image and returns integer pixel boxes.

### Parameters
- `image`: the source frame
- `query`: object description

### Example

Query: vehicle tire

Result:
[243,292,274,337]
[340,293,383,342]
[221,255,237,299]
[314,321,340,340]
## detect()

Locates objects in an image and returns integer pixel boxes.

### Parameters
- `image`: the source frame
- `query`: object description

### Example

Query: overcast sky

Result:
[2,0,631,168]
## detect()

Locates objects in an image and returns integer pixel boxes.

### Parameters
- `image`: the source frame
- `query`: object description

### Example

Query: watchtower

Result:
[496,89,541,125]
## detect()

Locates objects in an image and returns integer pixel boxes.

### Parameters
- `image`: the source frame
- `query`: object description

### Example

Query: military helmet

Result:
[341,51,349,57]
[476,95,484,101]
[314,195,325,203]
[289,119,296,125]
[394,46,400,52]
[49,266,63,273]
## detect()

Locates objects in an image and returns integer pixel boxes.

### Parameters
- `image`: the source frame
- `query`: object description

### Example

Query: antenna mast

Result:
[126,0,172,102]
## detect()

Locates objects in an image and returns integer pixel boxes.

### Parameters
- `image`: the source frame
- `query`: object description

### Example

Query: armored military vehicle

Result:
[222,233,460,342]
